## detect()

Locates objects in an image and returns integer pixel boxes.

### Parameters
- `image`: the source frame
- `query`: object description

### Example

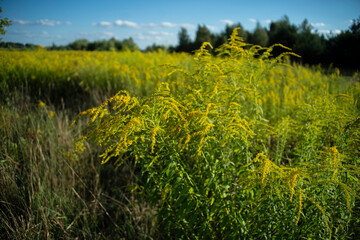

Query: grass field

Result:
[1,31,360,239]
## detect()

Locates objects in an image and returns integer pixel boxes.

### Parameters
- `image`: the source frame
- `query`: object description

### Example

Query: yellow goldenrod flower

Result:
[38,100,46,108]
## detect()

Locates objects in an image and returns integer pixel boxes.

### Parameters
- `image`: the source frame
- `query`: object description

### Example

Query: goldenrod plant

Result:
[71,29,360,239]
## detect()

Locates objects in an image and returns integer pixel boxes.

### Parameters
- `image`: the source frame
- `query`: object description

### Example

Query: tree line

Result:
[1,15,359,71]
[174,16,360,71]
[0,37,139,51]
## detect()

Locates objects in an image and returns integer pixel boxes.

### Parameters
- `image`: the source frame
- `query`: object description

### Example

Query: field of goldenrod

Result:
[1,30,359,239]
[1,49,193,104]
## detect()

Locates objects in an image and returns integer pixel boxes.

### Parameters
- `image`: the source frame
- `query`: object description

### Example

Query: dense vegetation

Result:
[1,29,360,239]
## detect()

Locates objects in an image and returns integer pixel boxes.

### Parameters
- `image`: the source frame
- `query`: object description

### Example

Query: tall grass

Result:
[0,95,157,239]
[1,29,359,239]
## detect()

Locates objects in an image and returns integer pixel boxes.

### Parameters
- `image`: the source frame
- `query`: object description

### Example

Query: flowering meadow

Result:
[1,30,359,239]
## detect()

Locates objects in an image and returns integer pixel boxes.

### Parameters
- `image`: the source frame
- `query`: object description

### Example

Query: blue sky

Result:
[2,0,359,49]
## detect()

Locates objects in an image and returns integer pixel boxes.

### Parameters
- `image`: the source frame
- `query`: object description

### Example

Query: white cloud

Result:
[102,31,117,38]
[38,19,61,26]
[13,20,32,25]
[135,31,179,49]
[206,25,217,31]
[77,31,120,41]
[311,22,326,27]
[161,22,177,28]
[136,33,146,40]
[314,29,341,35]
[159,22,196,29]
[148,31,159,35]
[114,20,138,28]
[98,21,113,27]
[123,20,138,28]
[95,20,195,30]
[220,19,234,25]
[264,19,272,24]
[248,18,257,23]
[179,23,196,29]
[315,29,330,34]
[143,23,158,28]
[13,19,64,26]
[147,31,173,36]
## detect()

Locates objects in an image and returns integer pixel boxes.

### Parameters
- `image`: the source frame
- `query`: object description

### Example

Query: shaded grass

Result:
[0,93,157,239]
